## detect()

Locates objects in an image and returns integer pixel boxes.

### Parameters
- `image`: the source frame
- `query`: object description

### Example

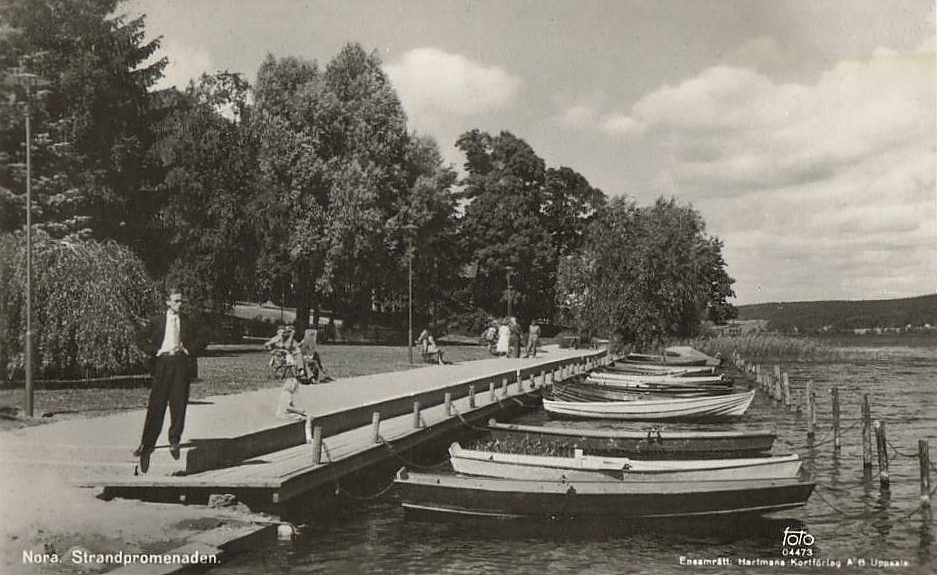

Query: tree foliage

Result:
[456,130,605,322]
[557,197,736,349]
[0,232,159,383]
[0,0,166,247]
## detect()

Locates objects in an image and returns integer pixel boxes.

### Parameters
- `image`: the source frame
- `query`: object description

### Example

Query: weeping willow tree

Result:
[0,231,159,383]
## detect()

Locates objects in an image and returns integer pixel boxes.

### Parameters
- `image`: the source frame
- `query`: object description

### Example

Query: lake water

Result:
[214,338,936,574]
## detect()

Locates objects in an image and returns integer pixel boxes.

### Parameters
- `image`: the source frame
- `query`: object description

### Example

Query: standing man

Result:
[133,287,199,473]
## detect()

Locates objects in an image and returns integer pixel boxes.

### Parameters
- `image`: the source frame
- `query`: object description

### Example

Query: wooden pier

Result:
[97,348,609,508]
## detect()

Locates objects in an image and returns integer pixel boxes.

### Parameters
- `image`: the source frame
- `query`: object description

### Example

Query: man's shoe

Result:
[132,445,143,457]
[169,443,181,460]
[139,450,151,474]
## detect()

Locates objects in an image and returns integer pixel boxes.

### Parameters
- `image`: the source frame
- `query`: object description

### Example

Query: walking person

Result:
[133,287,200,473]
[524,320,541,358]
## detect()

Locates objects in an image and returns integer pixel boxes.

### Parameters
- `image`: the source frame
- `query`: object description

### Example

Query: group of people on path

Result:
[482,317,540,358]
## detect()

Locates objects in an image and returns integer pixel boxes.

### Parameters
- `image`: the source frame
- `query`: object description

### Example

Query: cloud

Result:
[386,48,521,120]
[154,41,214,90]
[594,39,936,302]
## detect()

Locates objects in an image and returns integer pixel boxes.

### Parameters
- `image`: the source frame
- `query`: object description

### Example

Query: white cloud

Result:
[154,41,214,90]
[597,41,936,302]
[386,48,521,121]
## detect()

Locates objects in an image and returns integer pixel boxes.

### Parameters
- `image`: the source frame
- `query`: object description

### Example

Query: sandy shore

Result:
[0,412,276,575]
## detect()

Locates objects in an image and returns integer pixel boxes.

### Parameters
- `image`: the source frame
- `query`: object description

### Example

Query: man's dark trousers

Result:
[141,354,190,451]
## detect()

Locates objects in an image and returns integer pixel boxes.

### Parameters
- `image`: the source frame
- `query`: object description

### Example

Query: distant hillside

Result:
[737,294,937,333]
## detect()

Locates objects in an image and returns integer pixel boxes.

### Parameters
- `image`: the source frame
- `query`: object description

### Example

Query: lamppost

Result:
[4,67,49,418]
[404,224,418,364]
[505,266,514,318]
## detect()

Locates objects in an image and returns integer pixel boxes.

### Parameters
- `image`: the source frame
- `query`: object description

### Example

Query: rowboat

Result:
[586,372,731,386]
[551,382,733,402]
[395,468,815,520]
[542,389,756,421]
[448,443,802,481]
[487,420,777,457]
[626,346,723,367]
[604,363,716,376]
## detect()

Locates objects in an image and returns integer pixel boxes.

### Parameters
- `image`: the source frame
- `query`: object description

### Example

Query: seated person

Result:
[415,328,444,364]
[296,328,326,383]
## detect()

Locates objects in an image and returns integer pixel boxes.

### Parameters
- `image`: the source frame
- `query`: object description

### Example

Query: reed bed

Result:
[687,333,843,364]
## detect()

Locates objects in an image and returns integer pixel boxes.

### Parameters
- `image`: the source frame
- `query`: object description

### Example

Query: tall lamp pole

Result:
[405,224,417,364]
[505,266,514,318]
[5,68,48,418]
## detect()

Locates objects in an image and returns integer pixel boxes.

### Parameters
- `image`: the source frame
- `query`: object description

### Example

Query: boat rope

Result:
[813,470,937,521]
[449,404,489,432]
[806,415,863,449]
[378,437,450,470]
[884,437,921,459]
[333,476,397,502]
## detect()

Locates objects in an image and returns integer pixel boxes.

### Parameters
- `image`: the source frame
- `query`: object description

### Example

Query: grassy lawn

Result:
[0,342,497,431]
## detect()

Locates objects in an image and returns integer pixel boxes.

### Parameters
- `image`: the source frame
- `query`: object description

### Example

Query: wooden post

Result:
[806,381,816,439]
[469,384,476,408]
[489,381,495,402]
[774,374,782,402]
[862,395,873,471]
[444,392,452,416]
[412,401,421,428]
[920,440,931,507]
[311,425,323,465]
[371,412,381,443]
[874,420,890,487]
[782,373,791,408]
[501,376,508,397]
[831,387,841,452]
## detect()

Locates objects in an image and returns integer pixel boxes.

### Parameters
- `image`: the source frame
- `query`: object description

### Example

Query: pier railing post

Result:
[920,440,931,508]
[806,380,816,439]
[371,412,381,443]
[489,381,496,402]
[311,426,323,465]
[874,420,890,488]
[444,392,452,416]
[412,401,421,428]
[862,395,873,472]
[469,384,476,408]
[831,387,841,452]
[501,376,508,397]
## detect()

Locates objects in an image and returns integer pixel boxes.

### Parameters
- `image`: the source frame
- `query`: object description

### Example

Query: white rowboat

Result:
[542,389,756,421]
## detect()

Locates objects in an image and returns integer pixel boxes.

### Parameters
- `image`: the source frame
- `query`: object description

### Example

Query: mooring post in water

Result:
[444,392,452,416]
[920,440,931,507]
[874,420,890,487]
[412,401,421,428]
[312,425,323,465]
[806,380,816,439]
[782,373,791,409]
[469,384,476,408]
[831,387,841,452]
[774,374,783,403]
[862,395,873,472]
[371,412,381,443]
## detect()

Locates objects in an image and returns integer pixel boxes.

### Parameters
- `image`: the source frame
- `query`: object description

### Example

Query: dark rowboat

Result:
[487,420,776,457]
[395,468,815,520]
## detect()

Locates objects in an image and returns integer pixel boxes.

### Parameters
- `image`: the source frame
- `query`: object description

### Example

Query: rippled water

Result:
[215,339,936,574]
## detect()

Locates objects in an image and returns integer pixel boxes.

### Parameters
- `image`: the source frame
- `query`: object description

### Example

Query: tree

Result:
[148,73,260,309]
[557,197,736,349]
[456,130,555,320]
[0,0,166,247]
[251,44,415,333]
[0,231,159,382]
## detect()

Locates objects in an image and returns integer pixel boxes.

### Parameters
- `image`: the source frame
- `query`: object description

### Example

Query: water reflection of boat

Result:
[448,443,803,481]
[395,467,815,520]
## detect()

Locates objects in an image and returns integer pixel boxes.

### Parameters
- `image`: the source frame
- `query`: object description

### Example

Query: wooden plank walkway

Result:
[97,347,609,505]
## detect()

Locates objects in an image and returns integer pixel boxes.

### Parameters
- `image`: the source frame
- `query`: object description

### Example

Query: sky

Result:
[122,0,936,306]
